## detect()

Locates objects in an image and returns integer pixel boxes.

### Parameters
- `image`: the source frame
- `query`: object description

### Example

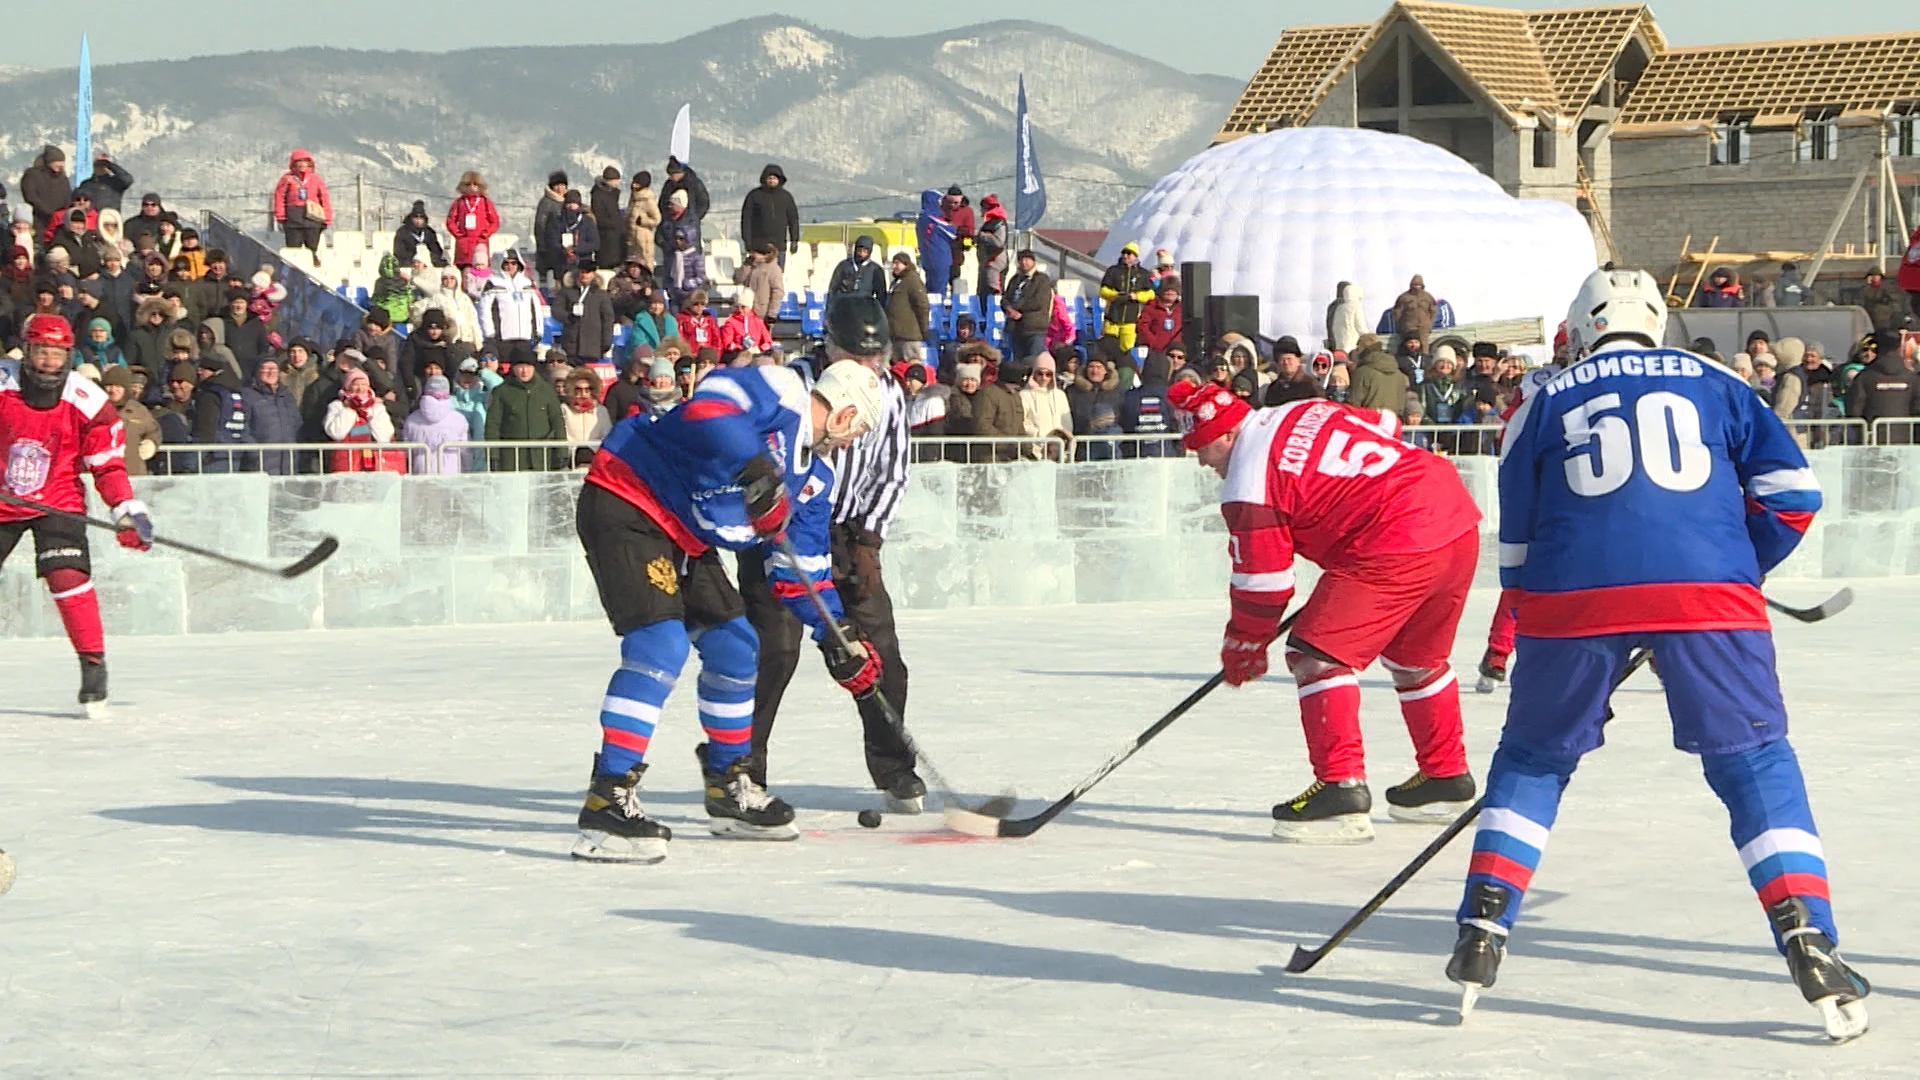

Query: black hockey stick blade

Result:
[0,489,339,579]
[278,535,340,578]
[1765,587,1852,624]
[1283,647,1654,975]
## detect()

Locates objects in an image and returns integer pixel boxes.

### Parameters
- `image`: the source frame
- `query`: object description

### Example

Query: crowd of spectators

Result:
[10,137,1917,480]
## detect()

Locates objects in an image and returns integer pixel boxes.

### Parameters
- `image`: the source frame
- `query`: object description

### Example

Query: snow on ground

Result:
[0,583,1913,1078]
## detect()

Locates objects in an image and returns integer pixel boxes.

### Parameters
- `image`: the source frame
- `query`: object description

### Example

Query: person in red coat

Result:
[675,290,721,353]
[1136,278,1183,352]
[716,304,772,358]
[447,171,501,270]
[270,148,332,263]
[1171,381,1482,844]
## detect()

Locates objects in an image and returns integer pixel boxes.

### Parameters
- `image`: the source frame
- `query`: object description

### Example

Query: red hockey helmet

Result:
[24,313,76,350]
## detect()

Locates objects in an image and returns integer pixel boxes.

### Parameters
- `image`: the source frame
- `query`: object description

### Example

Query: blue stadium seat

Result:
[353,287,370,306]
[801,301,825,338]
[542,317,562,344]
[778,292,802,320]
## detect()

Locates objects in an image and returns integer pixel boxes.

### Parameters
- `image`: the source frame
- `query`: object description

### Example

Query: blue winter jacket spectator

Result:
[917,190,955,297]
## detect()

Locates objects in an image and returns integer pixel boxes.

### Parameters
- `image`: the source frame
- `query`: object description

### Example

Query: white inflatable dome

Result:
[1097,127,1599,348]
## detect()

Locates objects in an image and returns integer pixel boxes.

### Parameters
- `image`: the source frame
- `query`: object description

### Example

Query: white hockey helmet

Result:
[811,359,886,440]
[1566,267,1667,354]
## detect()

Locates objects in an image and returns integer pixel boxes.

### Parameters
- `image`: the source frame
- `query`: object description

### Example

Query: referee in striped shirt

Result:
[738,294,926,810]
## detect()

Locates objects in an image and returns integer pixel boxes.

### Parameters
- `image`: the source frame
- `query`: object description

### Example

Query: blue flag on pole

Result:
[1014,74,1047,231]
[76,35,92,171]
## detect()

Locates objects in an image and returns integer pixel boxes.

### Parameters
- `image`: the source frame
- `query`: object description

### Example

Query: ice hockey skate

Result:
[1271,779,1374,843]
[1770,897,1871,1042]
[881,771,927,815]
[1474,649,1507,694]
[1447,882,1513,1021]
[700,744,799,840]
[572,759,672,864]
[1384,771,1476,824]
[78,654,107,719]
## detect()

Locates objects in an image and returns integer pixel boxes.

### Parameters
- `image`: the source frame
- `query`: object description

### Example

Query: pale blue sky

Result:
[6,1,1918,78]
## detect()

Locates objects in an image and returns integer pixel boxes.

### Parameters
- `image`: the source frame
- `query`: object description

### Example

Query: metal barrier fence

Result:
[1869,419,1920,446]
[1399,424,1506,455]
[144,440,604,476]
[905,435,1072,464]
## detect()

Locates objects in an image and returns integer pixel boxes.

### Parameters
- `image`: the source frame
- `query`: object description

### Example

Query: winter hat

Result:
[602,165,621,181]
[905,363,929,383]
[44,146,65,164]
[1168,379,1251,450]
[1032,352,1057,376]
[954,362,983,383]
[1746,329,1771,348]
[649,356,674,379]
[458,357,480,372]
[1121,241,1140,256]
[1433,344,1457,364]
[890,251,912,268]
[947,185,963,198]
[338,347,369,367]
[634,170,653,189]
[697,347,720,366]
[168,362,197,383]
[669,189,689,209]
[366,307,391,328]
[408,200,427,219]
[547,170,569,189]
[563,189,583,206]
[1156,248,1174,268]
[1274,335,1302,358]
[11,205,31,224]
[419,308,448,331]
[425,374,452,398]
[1471,341,1499,360]
[854,235,874,253]
[1774,337,1807,367]
[102,366,133,389]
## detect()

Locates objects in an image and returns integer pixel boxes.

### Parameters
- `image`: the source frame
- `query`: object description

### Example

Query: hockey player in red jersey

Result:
[1169,380,1482,842]
[0,314,154,715]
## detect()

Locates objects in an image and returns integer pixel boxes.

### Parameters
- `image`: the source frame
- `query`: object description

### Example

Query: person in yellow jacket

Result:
[1099,242,1156,351]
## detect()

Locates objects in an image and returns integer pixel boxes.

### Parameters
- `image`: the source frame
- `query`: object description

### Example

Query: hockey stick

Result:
[1282,647,1654,975]
[0,490,339,579]
[771,534,999,818]
[947,608,1302,840]
[1765,587,1853,624]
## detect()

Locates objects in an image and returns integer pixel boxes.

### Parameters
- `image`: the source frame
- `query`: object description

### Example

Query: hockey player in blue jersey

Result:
[1447,268,1870,1040]
[570,357,887,863]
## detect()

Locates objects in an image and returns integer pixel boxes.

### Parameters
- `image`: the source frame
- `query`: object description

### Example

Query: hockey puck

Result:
[857,810,883,829]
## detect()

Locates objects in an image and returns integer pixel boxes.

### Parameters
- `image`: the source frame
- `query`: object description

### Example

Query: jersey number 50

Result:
[1562,391,1711,497]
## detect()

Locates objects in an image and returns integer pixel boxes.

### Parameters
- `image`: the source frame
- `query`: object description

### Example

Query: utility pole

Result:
[356,173,366,235]
[1878,121,1891,273]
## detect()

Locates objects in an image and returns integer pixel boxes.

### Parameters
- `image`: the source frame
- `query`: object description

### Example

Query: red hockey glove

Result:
[1221,608,1282,687]
[737,456,790,540]
[112,500,154,552]
[822,623,883,697]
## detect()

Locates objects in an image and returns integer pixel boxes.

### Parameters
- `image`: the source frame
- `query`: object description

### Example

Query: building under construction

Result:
[1218,3,1920,285]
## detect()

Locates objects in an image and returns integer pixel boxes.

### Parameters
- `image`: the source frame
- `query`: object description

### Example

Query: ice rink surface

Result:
[1,583,1913,1078]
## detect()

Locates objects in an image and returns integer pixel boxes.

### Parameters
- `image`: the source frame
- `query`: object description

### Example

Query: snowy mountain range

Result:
[0,19,1240,236]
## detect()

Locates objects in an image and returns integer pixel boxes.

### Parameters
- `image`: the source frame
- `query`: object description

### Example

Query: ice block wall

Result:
[0,448,1906,639]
